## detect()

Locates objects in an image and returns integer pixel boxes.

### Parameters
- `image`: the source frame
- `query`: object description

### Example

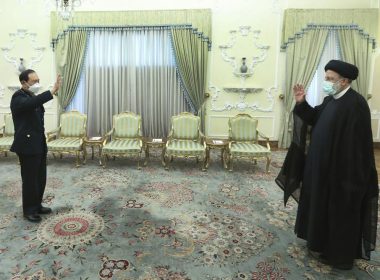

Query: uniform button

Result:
[27,134,30,138]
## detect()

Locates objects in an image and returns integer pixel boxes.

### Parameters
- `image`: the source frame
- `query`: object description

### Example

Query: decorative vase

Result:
[240,57,248,73]
[18,58,26,73]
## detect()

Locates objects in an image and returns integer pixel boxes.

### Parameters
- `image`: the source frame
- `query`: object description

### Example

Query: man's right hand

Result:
[51,75,62,96]
[293,84,306,103]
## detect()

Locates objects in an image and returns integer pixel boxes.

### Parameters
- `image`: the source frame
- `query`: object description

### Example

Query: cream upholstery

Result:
[0,114,14,157]
[226,114,271,173]
[164,112,206,170]
[47,111,87,167]
[101,112,143,168]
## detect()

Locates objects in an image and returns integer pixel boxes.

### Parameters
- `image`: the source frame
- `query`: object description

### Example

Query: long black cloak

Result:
[278,88,378,266]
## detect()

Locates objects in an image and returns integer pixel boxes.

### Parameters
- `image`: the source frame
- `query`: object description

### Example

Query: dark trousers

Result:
[17,153,47,215]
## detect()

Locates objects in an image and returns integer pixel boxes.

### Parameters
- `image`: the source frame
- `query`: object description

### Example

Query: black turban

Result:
[324,60,359,80]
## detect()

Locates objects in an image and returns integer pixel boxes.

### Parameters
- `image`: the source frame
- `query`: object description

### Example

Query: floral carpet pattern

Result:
[0,150,379,280]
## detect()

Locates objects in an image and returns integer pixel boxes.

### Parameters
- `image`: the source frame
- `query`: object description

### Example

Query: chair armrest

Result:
[228,140,237,150]
[103,129,114,144]
[199,131,205,144]
[46,127,60,142]
[167,129,173,141]
[257,130,270,151]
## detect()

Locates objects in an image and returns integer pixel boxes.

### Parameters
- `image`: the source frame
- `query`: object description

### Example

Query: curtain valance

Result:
[51,9,212,49]
[281,9,378,50]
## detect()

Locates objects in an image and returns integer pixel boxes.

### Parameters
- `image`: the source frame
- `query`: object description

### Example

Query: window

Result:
[306,30,342,107]
[68,29,189,137]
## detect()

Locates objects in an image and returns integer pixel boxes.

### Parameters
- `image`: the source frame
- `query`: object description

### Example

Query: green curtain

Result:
[170,28,209,130]
[338,29,373,100]
[278,29,328,148]
[55,30,88,111]
[51,10,211,47]
[282,9,378,50]
[279,8,378,148]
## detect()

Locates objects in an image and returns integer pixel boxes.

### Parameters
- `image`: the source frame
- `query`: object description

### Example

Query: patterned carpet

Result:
[0,150,379,280]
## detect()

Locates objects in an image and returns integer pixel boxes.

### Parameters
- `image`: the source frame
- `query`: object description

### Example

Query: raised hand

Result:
[293,84,306,103]
[51,75,62,96]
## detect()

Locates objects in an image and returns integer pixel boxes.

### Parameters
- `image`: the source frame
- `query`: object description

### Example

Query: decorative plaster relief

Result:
[0,83,9,109]
[1,29,45,74]
[218,26,270,79]
[272,0,281,14]
[43,0,95,15]
[209,84,277,112]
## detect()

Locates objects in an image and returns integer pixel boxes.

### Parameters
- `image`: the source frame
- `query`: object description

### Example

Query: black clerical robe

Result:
[290,88,378,266]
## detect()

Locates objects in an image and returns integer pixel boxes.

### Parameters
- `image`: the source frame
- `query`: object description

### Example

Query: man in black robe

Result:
[291,60,378,269]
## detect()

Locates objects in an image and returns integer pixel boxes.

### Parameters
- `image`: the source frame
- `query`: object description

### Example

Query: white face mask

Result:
[27,82,41,94]
[322,79,342,96]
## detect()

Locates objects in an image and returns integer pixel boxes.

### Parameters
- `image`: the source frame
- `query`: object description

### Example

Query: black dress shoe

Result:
[38,206,52,215]
[24,214,42,223]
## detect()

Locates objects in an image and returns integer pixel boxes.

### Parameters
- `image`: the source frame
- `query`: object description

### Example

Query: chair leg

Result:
[4,151,7,157]
[137,152,141,170]
[164,154,169,170]
[201,156,207,172]
[99,151,103,166]
[60,153,63,159]
[229,156,233,172]
[161,147,166,167]
[83,147,87,164]
[75,151,80,168]
[102,154,107,168]
[223,150,229,169]
[266,156,271,173]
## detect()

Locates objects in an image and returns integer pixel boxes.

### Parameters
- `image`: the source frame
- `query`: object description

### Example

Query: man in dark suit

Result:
[10,69,61,222]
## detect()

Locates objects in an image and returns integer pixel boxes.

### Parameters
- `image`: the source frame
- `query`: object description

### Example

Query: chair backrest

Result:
[229,114,258,142]
[171,112,200,140]
[3,114,14,136]
[113,112,141,138]
[60,111,87,137]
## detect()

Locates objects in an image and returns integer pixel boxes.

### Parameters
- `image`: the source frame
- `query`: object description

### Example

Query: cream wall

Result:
[0,0,379,141]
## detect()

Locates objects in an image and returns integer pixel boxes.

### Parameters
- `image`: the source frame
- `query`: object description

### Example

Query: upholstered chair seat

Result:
[164,112,206,170]
[226,114,271,173]
[101,112,143,168]
[47,111,87,167]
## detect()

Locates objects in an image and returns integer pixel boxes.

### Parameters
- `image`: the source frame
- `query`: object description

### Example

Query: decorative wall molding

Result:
[218,26,270,79]
[209,84,277,112]
[43,0,96,16]
[7,86,21,92]
[223,88,262,94]
[1,29,46,74]
[272,0,281,14]
[0,83,6,109]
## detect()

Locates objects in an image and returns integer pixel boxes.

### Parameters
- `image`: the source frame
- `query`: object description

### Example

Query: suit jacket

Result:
[10,89,53,155]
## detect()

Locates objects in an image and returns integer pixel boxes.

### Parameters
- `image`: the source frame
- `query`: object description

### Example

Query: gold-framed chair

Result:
[0,114,14,157]
[226,113,271,173]
[101,111,143,168]
[46,110,87,167]
[164,112,206,171]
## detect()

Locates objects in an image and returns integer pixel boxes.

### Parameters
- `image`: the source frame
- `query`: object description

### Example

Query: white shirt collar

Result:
[333,86,350,99]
